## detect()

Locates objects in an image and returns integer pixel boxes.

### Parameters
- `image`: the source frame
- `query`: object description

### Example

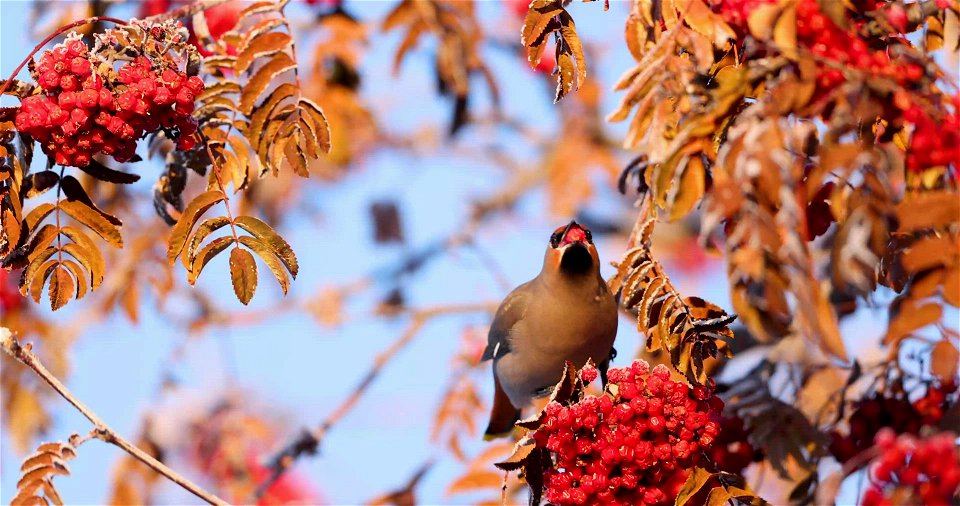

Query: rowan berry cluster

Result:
[829,384,956,463]
[14,32,202,168]
[710,0,959,172]
[900,101,960,173]
[532,360,723,506]
[0,269,22,313]
[861,428,960,505]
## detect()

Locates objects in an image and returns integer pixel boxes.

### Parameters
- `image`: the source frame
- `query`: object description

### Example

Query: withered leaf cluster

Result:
[12,438,78,505]
[609,219,735,384]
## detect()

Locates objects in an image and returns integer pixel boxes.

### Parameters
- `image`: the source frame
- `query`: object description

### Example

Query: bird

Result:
[482,220,618,439]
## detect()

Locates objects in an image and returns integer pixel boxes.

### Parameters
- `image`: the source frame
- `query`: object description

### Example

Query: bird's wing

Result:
[481,283,529,361]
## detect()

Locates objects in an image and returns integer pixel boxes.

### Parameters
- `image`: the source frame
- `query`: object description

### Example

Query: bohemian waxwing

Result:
[482,220,618,439]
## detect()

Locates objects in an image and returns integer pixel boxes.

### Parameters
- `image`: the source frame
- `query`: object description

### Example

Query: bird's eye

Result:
[585,230,592,243]
[550,231,562,247]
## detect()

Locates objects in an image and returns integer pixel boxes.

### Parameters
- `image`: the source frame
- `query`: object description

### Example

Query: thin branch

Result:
[0,328,228,506]
[250,302,497,501]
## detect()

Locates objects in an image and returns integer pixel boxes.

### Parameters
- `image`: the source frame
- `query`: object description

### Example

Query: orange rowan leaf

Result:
[229,246,258,304]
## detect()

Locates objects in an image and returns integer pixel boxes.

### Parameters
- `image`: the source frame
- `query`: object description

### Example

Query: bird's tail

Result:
[483,373,521,440]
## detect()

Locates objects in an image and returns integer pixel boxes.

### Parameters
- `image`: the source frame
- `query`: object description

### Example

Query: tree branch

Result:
[250,302,497,501]
[0,328,228,506]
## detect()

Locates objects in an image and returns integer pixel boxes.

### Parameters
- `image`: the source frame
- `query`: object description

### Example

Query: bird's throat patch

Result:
[560,243,593,274]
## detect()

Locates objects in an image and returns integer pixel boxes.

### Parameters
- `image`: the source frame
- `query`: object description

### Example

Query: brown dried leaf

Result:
[20,249,55,300]
[668,155,706,221]
[188,236,234,284]
[229,246,258,304]
[896,191,960,232]
[47,266,74,310]
[60,226,104,289]
[76,159,140,184]
[558,12,586,87]
[931,339,959,381]
[58,200,122,248]
[675,467,716,506]
[236,31,292,73]
[59,259,87,301]
[167,190,225,263]
[13,440,76,506]
[239,52,297,115]
[183,216,231,269]
[445,470,505,496]
[773,2,798,58]
[238,236,290,294]
[24,171,59,199]
[885,300,943,345]
[902,236,954,272]
[554,49,575,103]
[24,203,56,232]
[681,0,736,47]
[944,266,959,307]
[521,0,564,51]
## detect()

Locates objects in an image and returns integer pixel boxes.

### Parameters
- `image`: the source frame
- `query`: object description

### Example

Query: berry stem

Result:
[0,16,129,99]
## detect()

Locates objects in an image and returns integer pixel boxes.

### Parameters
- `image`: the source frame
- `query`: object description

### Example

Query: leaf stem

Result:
[0,328,229,506]
[201,132,242,248]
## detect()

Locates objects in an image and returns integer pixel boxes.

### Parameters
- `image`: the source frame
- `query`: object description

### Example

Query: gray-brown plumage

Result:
[482,221,618,439]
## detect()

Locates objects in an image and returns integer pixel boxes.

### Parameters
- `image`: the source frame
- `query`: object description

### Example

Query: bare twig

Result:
[366,458,435,505]
[250,302,496,501]
[0,328,228,506]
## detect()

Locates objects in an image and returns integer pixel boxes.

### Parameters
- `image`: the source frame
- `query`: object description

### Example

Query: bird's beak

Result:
[559,220,587,247]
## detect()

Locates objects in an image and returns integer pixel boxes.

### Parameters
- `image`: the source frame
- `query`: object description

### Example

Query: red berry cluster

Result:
[14,36,202,167]
[913,381,958,427]
[861,428,960,505]
[900,99,960,173]
[0,269,23,313]
[709,0,959,173]
[829,386,954,464]
[709,415,761,475]
[532,360,723,506]
[711,0,924,89]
